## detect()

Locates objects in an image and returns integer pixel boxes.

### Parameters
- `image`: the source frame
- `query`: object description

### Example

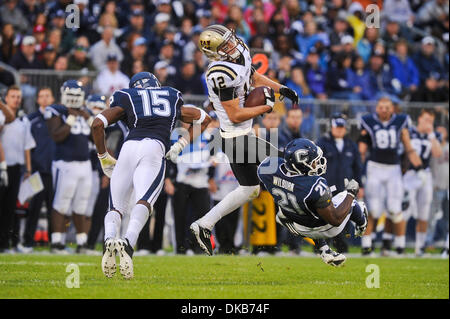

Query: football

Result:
[244,86,274,108]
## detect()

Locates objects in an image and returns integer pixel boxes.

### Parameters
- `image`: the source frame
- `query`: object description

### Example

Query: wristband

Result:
[95,113,109,128]
[178,137,189,148]
[66,114,77,127]
[97,152,108,159]
[193,109,207,125]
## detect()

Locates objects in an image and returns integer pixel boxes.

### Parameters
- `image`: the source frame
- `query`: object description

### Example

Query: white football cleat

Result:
[101,238,117,278]
[116,238,134,280]
[320,248,346,267]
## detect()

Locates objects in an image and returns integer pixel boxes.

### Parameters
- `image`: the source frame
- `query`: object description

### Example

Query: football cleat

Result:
[320,248,346,267]
[361,247,372,256]
[116,238,134,279]
[101,238,117,278]
[50,243,69,255]
[190,222,213,256]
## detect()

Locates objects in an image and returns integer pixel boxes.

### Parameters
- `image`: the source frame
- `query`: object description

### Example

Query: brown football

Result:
[244,86,273,108]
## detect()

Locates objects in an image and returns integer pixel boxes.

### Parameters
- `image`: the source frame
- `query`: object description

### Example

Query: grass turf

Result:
[0,254,448,299]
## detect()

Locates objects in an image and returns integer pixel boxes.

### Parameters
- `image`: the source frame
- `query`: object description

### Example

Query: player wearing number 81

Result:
[91,72,211,279]
[358,96,422,256]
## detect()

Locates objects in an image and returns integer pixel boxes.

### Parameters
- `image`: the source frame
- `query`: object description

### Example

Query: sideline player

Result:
[91,72,211,279]
[178,24,299,255]
[358,96,422,255]
[258,138,368,266]
[45,80,94,254]
[403,109,442,256]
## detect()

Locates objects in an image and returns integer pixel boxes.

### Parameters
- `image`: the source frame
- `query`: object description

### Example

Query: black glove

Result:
[279,86,299,105]
[344,178,359,198]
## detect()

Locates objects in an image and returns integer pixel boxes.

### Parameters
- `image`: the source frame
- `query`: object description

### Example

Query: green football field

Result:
[0,253,448,299]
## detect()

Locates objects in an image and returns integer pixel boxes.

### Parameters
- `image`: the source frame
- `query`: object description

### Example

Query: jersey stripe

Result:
[118,90,137,127]
[207,64,238,79]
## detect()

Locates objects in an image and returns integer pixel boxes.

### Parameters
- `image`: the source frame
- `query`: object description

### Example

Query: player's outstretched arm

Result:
[222,97,272,124]
[316,179,360,226]
[0,100,16,124]
[401,128,423,168]
[165,105,212,163]
[252,71,299,104]
[91,106,124,177]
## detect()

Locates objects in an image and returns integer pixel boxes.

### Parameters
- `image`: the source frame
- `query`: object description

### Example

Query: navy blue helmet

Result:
[129,72,161,89]
[86,94,107,115]
[61,79,85,109]
[284,138,327,176]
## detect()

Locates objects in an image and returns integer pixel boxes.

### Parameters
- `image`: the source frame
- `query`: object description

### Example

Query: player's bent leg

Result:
[191,184,260,255]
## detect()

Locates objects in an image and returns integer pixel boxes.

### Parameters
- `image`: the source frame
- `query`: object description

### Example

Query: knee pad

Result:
[388,211,404,223]
[240,185,260,200]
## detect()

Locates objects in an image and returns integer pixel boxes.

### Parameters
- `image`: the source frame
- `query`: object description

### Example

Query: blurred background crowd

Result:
[0,0,449,256]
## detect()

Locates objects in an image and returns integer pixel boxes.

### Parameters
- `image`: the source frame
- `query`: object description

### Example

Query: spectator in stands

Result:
[327,52,358,101]
[357,27,379,63]
[0,85,35,253]
[53,54,68,71]
[228,5,251,42]
[48,9,76,54]
[346,1,366,45]
[153,60,174,87]
[278,108,303,152]
[382,18,404,52]
[94,53,129,97]
[9,36,44,70]
[329,15,353,55]
[173,61,205,95]
[151,40,179,77]
[295,20,321,58]
[121,37,149,78]
[416,0,449,31]
[0,0,30,35]
[42,45,57,69]
[67,36,95,72]
[382,0,415,27]
[33,25,47,60]
[98,1,119,30]
[47,28,62,56]
[0,23,19,64]
[348,55,372,101]
[367,52,400,100]
[303,48,327,100]
[118,9,148,49]
[388,39,420,97]
[21,87,55,252]
[20,0,45,27]
[413,36,445,85]
[88,26,123,71]
[412,73,449,102]
[147,12,171,56]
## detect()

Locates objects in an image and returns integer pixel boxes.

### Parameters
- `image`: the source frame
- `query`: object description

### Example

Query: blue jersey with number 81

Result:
[110,86,182,151]
[359,113,410,165]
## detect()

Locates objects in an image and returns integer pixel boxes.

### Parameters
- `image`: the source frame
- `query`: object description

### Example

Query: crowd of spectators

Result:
[0,0,448,109]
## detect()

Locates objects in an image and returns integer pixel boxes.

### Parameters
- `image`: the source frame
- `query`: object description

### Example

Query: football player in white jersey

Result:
[403,109,442,256]
[165,24,299,255]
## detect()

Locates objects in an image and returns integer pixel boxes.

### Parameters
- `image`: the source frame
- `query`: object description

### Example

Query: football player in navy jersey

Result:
[45,80,95,254]
[258,138,368,267]
[403,109,442,256]
[91,72,211,279]
[358,96,422,256]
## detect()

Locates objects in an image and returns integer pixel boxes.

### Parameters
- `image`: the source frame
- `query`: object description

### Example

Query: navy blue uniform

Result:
[359,113,410,165]
[316,134,362,193]
[109,87,182,151]
[257,157,333,228]
[409,127,442,170]
[44,104,91,162]
[28,109,56,174]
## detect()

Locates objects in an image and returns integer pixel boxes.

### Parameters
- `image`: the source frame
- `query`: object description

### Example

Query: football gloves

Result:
[263,87,275,110]
[279,86,299,105]
[165,137,188,163]
[98,152,117,178]
[344,178,359,198]
[0,161,8,187]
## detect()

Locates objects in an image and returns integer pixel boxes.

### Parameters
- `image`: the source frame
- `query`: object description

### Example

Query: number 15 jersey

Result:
[110,86,182,151]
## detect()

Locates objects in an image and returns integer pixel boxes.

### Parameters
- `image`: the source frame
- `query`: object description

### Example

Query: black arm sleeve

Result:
[214,86,238,102]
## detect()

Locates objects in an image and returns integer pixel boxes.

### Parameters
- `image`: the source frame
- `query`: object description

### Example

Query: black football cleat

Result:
[190,222,213,256]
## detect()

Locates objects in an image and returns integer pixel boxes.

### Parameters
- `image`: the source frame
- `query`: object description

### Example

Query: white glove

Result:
[344,178,360,198]
[0,161,8,187]
[165,137,188,163]
[98,152,117,178]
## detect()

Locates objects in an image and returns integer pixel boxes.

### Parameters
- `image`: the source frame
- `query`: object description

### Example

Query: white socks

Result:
[76,233,87,246]
[125,204,150,247]
[394,235,405,249]
[104,211,121,241]
[361,235,372,249]
[198,185,260,231]
[415,232,427,253]
[51,232,62,244]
